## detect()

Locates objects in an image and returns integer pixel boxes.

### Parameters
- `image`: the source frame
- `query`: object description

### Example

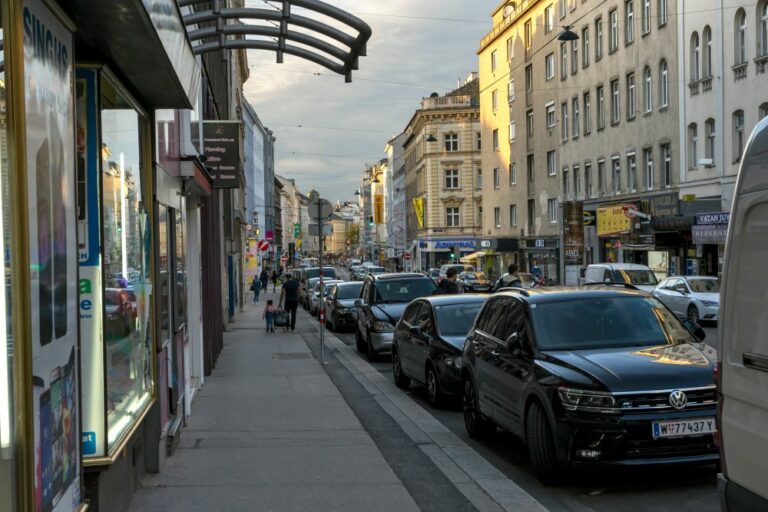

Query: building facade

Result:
[385,133,407,270]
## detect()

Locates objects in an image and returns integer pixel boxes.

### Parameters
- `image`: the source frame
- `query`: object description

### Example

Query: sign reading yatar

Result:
[695,212,730,226]
[192,121,243,189]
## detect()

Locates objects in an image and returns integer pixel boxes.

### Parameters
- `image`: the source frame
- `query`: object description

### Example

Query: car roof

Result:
[494,285,649,303]
[665,275,717,280]
[588,263,651,270]
[371,272,430,281]
[420,294,489,306]
[336,281,362,287]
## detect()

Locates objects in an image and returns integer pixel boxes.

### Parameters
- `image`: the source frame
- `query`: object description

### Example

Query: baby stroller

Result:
[273,308,290,332]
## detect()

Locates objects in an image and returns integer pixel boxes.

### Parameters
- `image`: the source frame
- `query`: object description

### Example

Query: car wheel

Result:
[426,364,445,408]
[526,402,562,483]
[366,330,377,362]
[392,349,410,389]
[687,304,700,324]
[462,377,495,439]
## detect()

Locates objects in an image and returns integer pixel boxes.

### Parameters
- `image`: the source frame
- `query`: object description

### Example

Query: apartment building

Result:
[403,75,482,271]
[479,0,681,283]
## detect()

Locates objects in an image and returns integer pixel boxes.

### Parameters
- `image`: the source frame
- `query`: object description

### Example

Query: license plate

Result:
[652,418,716,439]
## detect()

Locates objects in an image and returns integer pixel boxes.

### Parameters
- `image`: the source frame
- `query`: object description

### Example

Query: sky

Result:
[243,0,500,203]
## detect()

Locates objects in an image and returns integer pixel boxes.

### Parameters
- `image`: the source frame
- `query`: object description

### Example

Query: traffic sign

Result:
[403,253,412,260]
[294,223,301,238]
[257,240,270,251]
[309,224,333,236]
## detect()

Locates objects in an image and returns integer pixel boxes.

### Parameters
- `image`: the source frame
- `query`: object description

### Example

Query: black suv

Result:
[461,286,718,481]
[354,273,437,360]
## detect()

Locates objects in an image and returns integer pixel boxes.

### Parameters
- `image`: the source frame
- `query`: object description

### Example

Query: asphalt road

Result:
[317,266,720,512]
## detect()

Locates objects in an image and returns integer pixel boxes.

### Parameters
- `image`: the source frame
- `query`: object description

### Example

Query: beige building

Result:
[403,75,482,271]
[479,0,682,283]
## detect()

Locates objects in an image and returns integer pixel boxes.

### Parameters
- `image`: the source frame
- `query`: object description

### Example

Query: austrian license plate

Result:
[652,418,716,439]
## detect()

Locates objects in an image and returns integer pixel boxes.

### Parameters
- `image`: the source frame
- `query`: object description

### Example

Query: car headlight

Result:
[372,320,395,332]
[557,387,618,414]
[444,356,463,369]
[337,307,350,314]
[701,300,718,307]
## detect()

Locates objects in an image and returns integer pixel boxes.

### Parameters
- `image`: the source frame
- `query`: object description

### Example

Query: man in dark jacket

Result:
[495,264,523,290]
[436,267,460,294]
[279,274,301,331]
[259,268,270,291]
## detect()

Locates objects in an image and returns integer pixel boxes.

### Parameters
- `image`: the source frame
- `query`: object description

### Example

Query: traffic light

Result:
[450,246,457,262]
[368,216,374,227]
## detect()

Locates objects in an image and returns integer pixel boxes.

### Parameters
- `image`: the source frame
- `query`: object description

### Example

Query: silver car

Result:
[652,276,720,323]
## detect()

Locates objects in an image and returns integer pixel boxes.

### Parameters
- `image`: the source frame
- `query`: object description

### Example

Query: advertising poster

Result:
[23,1,81,510]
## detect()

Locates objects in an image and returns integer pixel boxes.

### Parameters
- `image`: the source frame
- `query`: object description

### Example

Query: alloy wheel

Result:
[688,304,700,323]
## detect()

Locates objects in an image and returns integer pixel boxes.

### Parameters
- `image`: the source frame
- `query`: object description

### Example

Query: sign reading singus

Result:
[192,121,243,189]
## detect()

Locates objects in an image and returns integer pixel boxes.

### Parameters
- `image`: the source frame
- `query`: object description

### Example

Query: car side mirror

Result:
[409,325,422,336]
[506,332,523,352]
[354,298,364,307]
[682,319,706,341]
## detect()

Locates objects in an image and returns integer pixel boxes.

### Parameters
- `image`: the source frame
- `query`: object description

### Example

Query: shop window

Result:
[159,205,171,344]
[100,78,152,449]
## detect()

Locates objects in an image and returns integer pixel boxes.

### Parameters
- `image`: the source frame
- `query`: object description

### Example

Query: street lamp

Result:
[557,26,579,41]
[426,134,437,143]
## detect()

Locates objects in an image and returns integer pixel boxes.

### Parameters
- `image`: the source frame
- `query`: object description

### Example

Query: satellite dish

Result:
[503,3,516,17]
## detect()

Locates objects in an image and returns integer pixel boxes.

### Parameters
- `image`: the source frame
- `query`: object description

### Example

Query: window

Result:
[597,85,605,128]
[174,210,186,331]
[582,27,590,67]
[596,17,604,60]
[545,53,555,80]
[561,102,569,140]
[626,0,635,43]
[476,168,483,188]
[548,199,558,223]
[658,0,667,26]
[527,110,534,138]
[563,167,570,198]
[572,97,580,137]
[691,32,700,82]
[585,162,593,197]
[584,92,591,134]
[445,133,459,152]
[546,103,556,128]
[643,66,653,112]
[705,118,716,161]
[610,9,619,52]
[510,204,518,226]
[446,207,460,227]
[644,148,654,190]
[627,73,636,120]
[703,26,713,77]
[559,0,567,19]
[508,79,516,103]
[612,157,621,194]
[491,49,498,72]
[598,159,606,195]
[761,102,768,119]
[659,59,669,107]
[688,123,699,169]
[627,154,637,192]
[507,36,515,61]
[527,154,535,188]
[445,169,459,189]
[494,207,502,227]
[510,163,518,185]
[611,79,620,124]
[525,64,533,94]
[509,121,517,142]
[547,150,557,175]
[735,9,747,64]
[662,144,672,187]
[545,4,555,33]
[642,0,651,33]
[574,165,582,198]
[525,19,532,53]
[761,2,768,56]
[493,129,500,151]
[493,167,501,189]
[733,110,745,162]
[492,89,499,111]
[476,131,482,150]
[528,199,536,231]
[560,42,568,79]
[571,40,578,74]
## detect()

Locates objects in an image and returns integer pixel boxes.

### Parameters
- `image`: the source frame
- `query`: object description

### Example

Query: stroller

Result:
[273,308,290,332]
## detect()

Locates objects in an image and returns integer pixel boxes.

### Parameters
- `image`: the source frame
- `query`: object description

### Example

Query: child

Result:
[263,300,277,333]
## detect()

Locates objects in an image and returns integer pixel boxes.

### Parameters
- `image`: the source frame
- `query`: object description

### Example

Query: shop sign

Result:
[480,239,493,248]
[24,0,83,507]
[373,194,384,224]
[525,239,558,249]
[597,204,635,237]
[650,193,679,217]
[193,121,242,189]
[696,212,730,226]
[692,225,728,244]
[583,211,596,226]
[413,198,425,228]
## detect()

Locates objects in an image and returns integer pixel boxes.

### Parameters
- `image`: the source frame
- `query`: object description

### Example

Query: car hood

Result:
[539,342,718,393]
[692,292,719,303]
[372,303,410,323]
[442,336,467,351]
[336,299,358,308]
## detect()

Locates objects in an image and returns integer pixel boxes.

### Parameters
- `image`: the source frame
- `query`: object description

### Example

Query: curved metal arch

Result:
[178,0,371,82]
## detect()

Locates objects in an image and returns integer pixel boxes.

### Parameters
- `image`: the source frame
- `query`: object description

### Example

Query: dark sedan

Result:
[458,271,491,293]
[393,295,487,407]
[324,281,363,331]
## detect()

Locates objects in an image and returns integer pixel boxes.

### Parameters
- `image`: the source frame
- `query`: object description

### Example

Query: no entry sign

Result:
[257,240,270,251]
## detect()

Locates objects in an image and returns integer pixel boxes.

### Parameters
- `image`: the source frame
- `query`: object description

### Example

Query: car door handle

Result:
[491,350,500,358]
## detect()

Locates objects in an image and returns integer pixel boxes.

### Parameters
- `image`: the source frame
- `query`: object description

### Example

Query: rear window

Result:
[304,267,336,279]
[435,302,484,337]
[612,269,658,285]
[337,283,363,299]
[688,278,719,293]
[374,278,437,303]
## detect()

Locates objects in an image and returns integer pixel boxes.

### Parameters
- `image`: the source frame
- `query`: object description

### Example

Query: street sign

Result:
[310,198,333,220]
[309,224,333,236]
[294,223,301,238]
[257,240,270,251]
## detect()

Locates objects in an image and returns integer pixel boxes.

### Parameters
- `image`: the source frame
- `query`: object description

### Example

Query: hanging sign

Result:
[413,198,425,228]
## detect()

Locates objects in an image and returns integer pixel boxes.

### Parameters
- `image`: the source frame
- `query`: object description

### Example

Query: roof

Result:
[370,273,431,281]
[494,286,649,304]
[587,263,652,270]
[446,77,479,105]
[421,294,489,306]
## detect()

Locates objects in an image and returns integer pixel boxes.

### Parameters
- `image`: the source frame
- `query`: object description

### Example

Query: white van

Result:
[718,116,768,511]
[583,263,659,293]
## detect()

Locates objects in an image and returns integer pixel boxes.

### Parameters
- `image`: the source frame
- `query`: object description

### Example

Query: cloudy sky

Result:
[243,0,499,202]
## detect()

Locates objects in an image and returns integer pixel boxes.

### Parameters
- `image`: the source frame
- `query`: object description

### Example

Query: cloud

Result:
[243,0,498,201]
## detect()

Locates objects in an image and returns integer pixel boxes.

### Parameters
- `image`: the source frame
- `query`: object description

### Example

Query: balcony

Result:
[421,94,473,110]
[701,76,713,93]
[688,81,700,97]
[733,62,748,82]
[756,54,768,75]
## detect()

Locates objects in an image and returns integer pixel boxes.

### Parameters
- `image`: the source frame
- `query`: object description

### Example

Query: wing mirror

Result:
[506,332,524,352]
[354,298,364,308]
[682,319,706,341]
[409,325,422,336]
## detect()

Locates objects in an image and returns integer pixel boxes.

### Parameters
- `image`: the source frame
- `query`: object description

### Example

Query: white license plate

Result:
[652,418,716,439]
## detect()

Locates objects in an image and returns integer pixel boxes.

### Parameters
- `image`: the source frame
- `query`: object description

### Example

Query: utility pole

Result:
[309,191,332,364]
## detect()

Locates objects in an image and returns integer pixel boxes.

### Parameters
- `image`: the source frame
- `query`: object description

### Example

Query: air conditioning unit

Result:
[698,158,714,167]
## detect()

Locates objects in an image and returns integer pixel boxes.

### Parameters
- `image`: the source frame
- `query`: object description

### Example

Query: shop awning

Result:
[651,215,695,232]
[460,251,485,263]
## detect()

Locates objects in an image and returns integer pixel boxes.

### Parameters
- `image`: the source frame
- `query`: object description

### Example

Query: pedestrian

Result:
[435,267,460,294]
[495,263,523,290]
[271,268,280,292]
[278,273,302,331]
[263,299,277,333]
[260,268,270,292]
[251,277,262,303]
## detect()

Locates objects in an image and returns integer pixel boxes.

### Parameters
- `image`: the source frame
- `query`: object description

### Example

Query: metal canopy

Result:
[178,0,372,83]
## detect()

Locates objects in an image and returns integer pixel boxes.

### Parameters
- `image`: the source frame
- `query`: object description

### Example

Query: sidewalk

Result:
[128,287,420,512]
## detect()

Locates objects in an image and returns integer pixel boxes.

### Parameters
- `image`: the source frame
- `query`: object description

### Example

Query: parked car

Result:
[351,266,368,281]
[458,271,491,292]
[310,280,342,316]
[366,266,386,276]
[354,273,437,360]
[347,259,362,269]
[718,116,768,511]
[583,263,659,292]
[392,295,487,407]
[325,281,364,331]
[652,276,720,323]
[426,268,441,281]
[462,286,717,482]
[300,267,337,308]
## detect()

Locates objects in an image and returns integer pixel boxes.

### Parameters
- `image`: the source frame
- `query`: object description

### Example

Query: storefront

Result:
[416,237,476,269]
[476,238,520,282]
[521,238,560,283]
[690,212,729,277]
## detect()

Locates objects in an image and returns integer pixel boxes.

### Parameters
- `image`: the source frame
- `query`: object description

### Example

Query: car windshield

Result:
[374,279,437,303]
[337,283,363,299]
[435,302,484,337]
[612,269,658,285]
[304,267,337,279]
[429,269,440,277]
[530,296,695,350]
[688,278,720,293]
